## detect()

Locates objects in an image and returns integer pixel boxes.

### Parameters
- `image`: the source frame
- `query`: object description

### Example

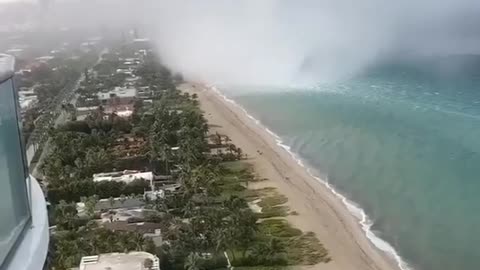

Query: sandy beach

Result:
[179,82,399,270]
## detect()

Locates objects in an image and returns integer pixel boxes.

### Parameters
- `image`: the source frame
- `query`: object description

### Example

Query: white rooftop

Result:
[79,252,159,270]
[35,55,54,61]
[6,48,23,53]
[93,170,153,183]
[144,190,165,200]
[97,87,137,100]
[116,109,134,117]
[18,88,36,96]
[133,38,150,42]
[76,106,99,112]
[19,96,38,109]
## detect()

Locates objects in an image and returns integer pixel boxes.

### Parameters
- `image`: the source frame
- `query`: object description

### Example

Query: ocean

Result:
[221,56,480,270]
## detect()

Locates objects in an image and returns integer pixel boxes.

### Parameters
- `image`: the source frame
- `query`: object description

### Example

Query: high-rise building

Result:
[0,54,49,270]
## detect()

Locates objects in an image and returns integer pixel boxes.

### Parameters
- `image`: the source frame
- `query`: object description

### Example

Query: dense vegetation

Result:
[46,45,329,270]
[18,49,98,144]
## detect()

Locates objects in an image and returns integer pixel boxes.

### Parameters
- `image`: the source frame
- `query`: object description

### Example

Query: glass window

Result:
[0,78,31,266]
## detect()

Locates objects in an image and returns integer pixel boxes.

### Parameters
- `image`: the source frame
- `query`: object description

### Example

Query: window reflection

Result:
[0,78,31,266]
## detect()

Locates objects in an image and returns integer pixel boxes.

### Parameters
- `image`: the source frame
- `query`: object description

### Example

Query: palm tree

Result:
[212,228,228,254]
[165,216,185,241]
[184,252,202,270]
[212,132,222,146]
[143,258,154,270]
[236,147,243,160]
[159,142,171,174]
[153,196,168,213]
[108,196,115,208]
[188,164,220,196]
[54,200,78,230]
[119,194,127,205]
[55,236,81,269]
[224,135,231,145]
[225,228,239,263]
[98,230,118,253]
[182,199,196,218]
[83,196,98,218]
[266,237,285,255]
[148,120,171,173]
[223,196,247,211]
[131,232,146,251]
[250,237,286,264]
[228,143,237,155]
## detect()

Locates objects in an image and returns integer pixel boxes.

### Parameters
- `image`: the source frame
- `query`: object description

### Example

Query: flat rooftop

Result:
[97,87,137,100]
[80,252,159,270]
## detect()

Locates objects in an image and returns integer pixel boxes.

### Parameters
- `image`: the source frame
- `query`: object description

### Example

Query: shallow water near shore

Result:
[221,57,480,270]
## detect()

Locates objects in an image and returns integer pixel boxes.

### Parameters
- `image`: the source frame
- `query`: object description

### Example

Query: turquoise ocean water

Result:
[222,56,480,270]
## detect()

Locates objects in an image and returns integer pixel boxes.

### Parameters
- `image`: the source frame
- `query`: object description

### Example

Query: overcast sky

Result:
[0,0,31,2]
[3,0,480,85]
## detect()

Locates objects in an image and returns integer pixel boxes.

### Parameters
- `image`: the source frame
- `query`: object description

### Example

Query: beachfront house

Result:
[93,170,154,186]
[102,221,163,247]
[78,252,160,270]
[76,197,145,216]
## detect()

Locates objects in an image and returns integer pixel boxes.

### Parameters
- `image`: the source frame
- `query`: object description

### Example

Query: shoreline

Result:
[180,82,405,270]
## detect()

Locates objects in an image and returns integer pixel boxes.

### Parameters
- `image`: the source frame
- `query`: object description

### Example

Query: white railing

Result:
[4,177,49,270]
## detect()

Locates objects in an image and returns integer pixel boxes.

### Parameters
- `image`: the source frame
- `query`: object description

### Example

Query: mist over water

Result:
[228,58,480,270]
[140,0,480,85]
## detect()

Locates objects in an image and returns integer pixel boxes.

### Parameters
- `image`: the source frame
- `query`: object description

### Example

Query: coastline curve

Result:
[208,85,413,270]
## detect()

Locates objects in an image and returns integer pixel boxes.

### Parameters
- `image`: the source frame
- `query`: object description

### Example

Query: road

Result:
[26,74,83,166]
[27,48,108,176]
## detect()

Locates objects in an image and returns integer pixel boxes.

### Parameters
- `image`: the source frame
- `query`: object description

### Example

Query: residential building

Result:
[79,252,160,270]
[137,86,154,99]
[76,197,145,215]
[93,170,154,184]
[35,55,55,63]
[103,221,161,234]
[15,69,31,76]
[97,87,137,117]
[144,190,165,200]
[103,222,162,247]
[5,48,23,57]
[18,87,38,112]
[121,57,142,67]
[116,68,134,76]
[100,208,158,223]
[125,75,140,87]
[92,170,174,197]
[104,103,134,117]
[133,38,151,50]
[75,105,99,120]
[0,54,49,269]
[97,87,137,105]
[144,228,163,247]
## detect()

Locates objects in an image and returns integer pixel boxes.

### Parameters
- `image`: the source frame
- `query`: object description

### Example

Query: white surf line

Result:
[208,84,413,270]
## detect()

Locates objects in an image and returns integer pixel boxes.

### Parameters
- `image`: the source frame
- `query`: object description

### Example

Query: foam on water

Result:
[208,85,413,270]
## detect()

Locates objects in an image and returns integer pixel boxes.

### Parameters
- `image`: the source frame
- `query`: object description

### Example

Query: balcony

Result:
[3,176,49,270]
[0,54,49,269]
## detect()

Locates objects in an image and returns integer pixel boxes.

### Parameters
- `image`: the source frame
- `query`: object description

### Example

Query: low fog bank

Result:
[144,0,480,85]
[7,0,480,85]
